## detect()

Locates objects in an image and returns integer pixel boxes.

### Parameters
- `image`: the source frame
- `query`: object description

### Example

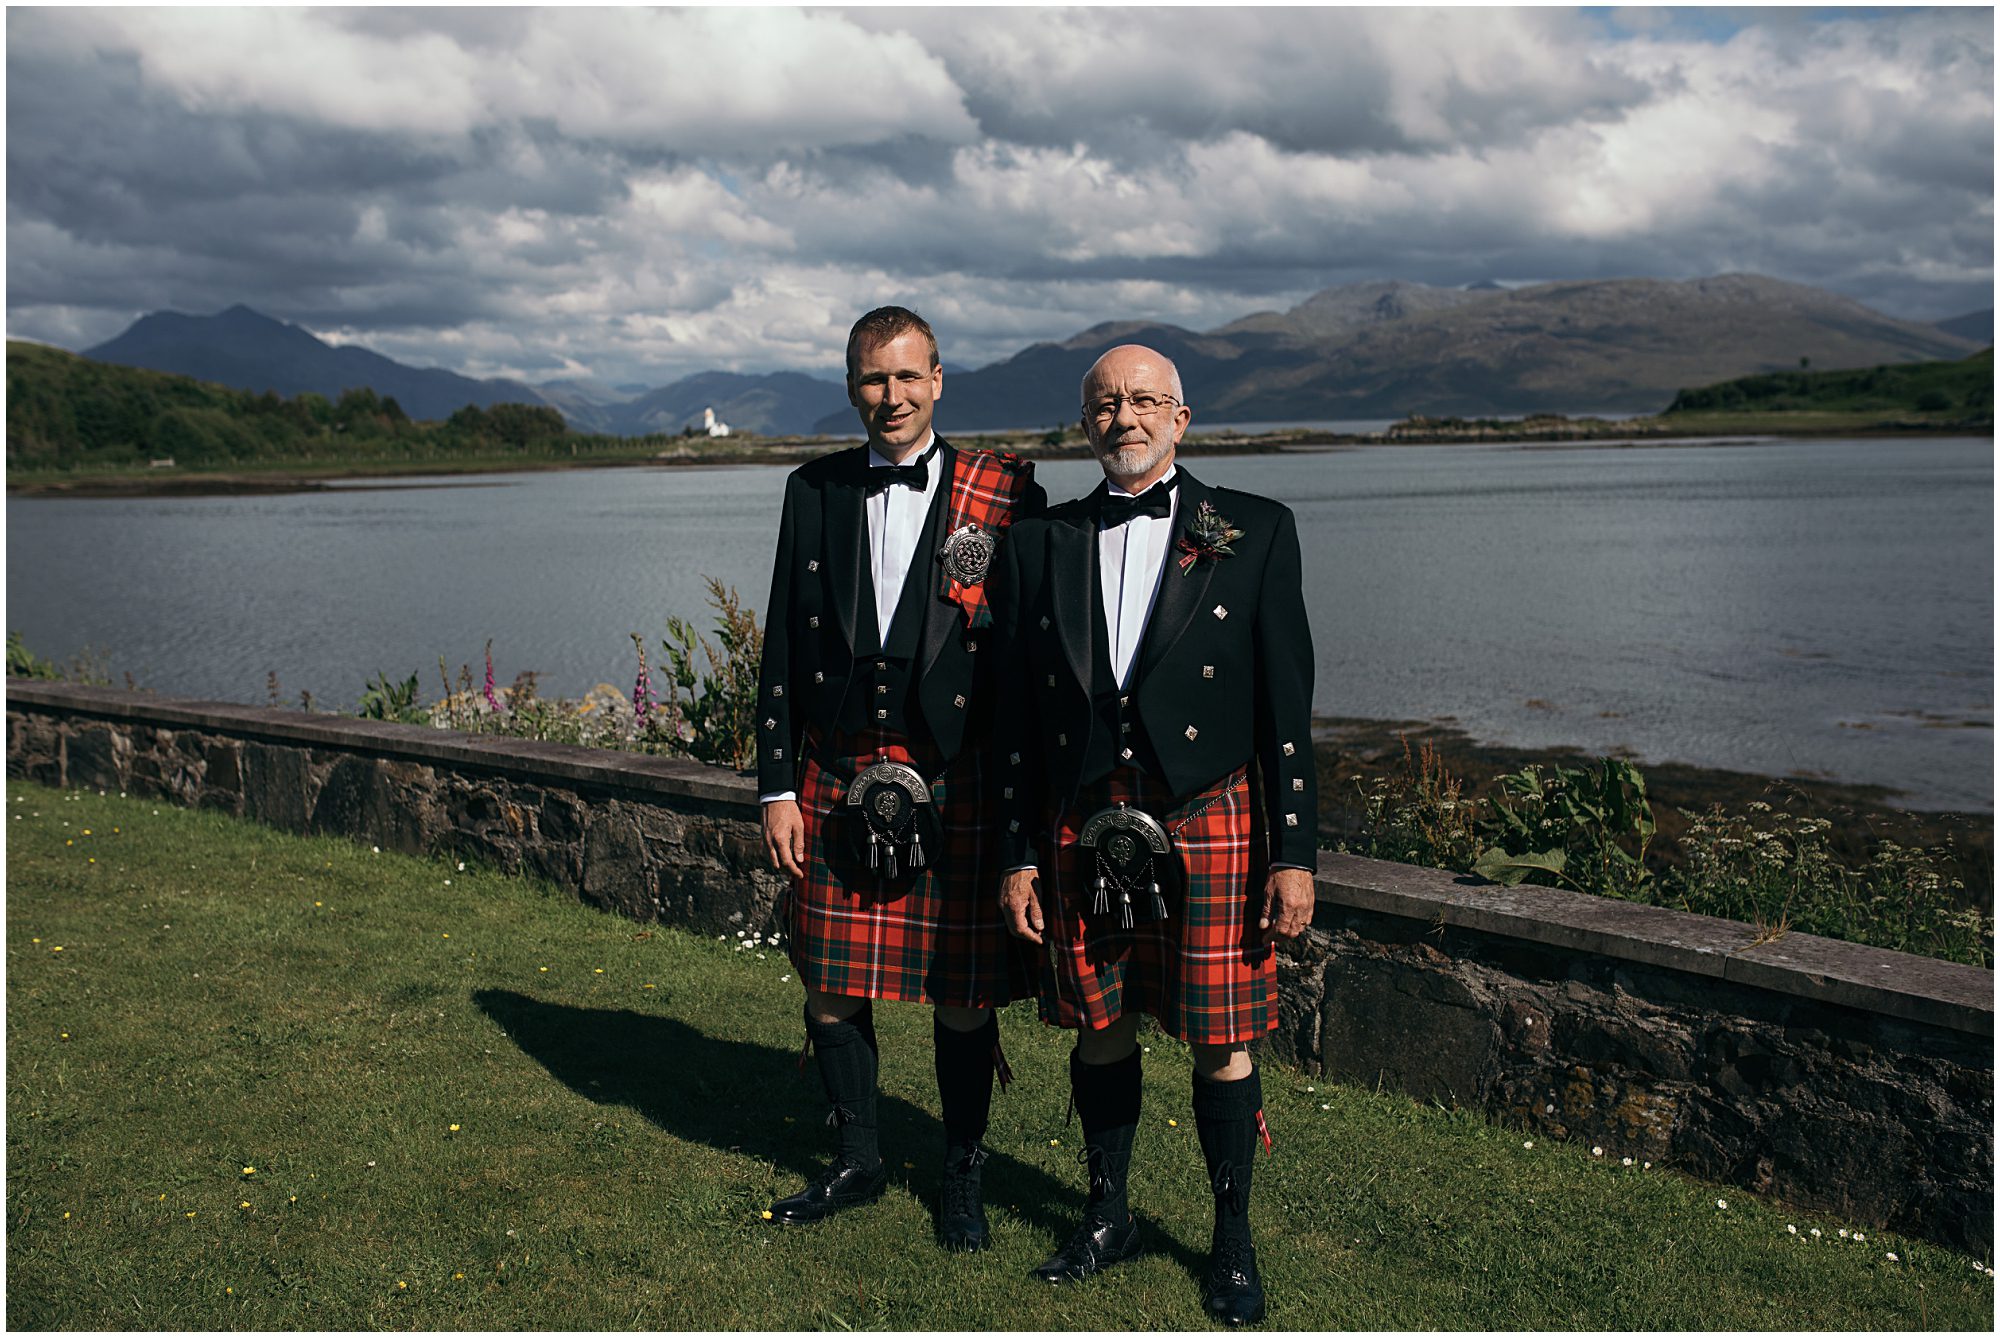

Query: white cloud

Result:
[5,6,1990,384]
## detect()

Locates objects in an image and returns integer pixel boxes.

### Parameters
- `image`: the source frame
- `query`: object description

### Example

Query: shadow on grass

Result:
[473,988,1207,1277]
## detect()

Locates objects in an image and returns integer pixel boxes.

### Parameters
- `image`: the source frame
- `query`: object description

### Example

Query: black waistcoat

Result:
[833,478,949,740]
[1079,543,1164,786]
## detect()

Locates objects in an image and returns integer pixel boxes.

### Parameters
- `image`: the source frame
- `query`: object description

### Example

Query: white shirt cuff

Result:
[760,792,798,805]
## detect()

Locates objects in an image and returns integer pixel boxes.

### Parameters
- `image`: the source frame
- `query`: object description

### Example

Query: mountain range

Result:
[77,276,1987,436]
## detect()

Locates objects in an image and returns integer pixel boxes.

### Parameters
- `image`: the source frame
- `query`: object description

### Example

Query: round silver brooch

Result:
[940,524,995,585]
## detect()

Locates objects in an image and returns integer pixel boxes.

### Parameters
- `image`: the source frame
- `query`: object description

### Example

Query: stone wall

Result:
[8,681,1992,1254]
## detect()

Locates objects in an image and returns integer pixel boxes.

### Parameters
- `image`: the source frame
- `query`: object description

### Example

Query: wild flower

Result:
[483,640,503,716]
[630,633,655,728]
[1716,1199,1728,1210]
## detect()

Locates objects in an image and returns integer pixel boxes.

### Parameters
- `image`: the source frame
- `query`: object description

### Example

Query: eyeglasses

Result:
[1083,393,1180,423]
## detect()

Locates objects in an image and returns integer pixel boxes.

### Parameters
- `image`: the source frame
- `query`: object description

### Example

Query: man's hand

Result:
[763,799,807,880]
[1000,868,1045,944]
[1257,866,1315,945]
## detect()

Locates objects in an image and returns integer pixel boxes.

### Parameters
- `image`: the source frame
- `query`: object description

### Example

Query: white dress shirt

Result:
[1099,466,1179,689]
[761,432,939,806]
[867,431,941,644]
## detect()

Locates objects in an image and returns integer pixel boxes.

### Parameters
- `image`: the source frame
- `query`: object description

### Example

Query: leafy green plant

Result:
[356,670,426,724]
[7,630,61,680]
[6,630,111,685]
[1471,759,1654,897]
[652,578,763,770]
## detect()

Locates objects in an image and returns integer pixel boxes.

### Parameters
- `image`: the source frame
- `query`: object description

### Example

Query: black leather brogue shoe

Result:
[1202,1237,1266,1326]
[937,1146,991,1252]
[1030,1213,1142,1284]
[768,1158,887,1226]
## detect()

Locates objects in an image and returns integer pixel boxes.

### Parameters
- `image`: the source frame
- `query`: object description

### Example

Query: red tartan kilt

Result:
[1039,764,1274,1044]
[785,725,1033,1007]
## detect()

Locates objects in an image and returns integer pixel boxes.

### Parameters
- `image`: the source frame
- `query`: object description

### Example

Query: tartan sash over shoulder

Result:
[938,449,1035,629]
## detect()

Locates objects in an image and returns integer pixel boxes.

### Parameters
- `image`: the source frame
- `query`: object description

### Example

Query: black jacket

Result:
[755,438,1046,793]
[991,466,1318,869]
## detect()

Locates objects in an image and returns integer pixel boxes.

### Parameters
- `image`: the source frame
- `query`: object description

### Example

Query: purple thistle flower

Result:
[483,639,503,715]
[630,633,654,726]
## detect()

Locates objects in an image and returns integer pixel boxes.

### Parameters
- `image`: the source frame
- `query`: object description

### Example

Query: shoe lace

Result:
[1209,1233,1258,1285]
[1060,1212,1118,1264]
[941,1145,987,1219]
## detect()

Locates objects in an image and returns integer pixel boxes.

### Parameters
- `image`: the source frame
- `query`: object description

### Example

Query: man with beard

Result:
[756,306,1045,1251]
[992,344,1317,1325]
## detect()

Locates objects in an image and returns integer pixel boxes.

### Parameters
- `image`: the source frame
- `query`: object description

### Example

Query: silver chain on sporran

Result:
[1076,802,1176,929]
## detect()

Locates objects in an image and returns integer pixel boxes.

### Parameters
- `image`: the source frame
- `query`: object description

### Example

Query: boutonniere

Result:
[1175,500,1244,573]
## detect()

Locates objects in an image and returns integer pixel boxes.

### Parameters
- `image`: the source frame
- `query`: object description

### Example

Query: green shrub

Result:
[1343,747,1990,967]
[356,670,426,724]
[7,630,62,680]
[1471,759,1654,897]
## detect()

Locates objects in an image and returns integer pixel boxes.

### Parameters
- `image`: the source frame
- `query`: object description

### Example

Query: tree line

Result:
[6,340,574,470]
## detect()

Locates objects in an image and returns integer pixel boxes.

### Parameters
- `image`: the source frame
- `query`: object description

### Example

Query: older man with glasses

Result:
[990,343,1318,1325]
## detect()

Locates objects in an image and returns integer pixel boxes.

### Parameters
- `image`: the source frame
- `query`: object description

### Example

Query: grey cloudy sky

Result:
[6,5,1992,387]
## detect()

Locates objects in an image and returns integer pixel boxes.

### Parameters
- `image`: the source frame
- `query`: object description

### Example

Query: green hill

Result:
[1665,348,1992,421]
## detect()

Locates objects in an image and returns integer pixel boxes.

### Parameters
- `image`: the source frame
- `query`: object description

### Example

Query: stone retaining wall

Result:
[8,681,1992,1255]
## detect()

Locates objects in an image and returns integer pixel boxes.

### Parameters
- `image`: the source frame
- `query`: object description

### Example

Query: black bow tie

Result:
[864,447,933,495]
[1097,478,1175,528]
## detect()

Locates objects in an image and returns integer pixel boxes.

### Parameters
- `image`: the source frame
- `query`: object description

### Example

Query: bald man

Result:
[990,345,1318,1325]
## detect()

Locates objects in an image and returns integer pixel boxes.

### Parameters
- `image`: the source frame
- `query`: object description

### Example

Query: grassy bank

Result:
[7,780,1992,1329]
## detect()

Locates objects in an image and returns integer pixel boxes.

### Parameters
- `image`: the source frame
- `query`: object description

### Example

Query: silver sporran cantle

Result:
[1076,801,1177,928]
[842,759,939,883]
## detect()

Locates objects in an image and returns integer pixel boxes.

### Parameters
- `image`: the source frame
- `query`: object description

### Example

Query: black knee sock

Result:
[1070,1047,1142,1226]
[934,1012,998,1163]
[1192,1068,1263,1252]
[805,1004,880,1170]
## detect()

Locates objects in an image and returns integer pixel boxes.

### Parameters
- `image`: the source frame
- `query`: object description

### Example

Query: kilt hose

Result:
[786,725,1032,1008]
[1038,764,1275,1045]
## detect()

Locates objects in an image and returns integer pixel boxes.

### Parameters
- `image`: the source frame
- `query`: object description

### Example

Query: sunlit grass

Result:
[8,779,1991,1329]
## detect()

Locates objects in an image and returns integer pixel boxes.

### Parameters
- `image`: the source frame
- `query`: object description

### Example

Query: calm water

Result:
[7,438,1991,810]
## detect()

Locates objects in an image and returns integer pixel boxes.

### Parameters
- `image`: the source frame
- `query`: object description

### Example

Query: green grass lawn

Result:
[7,779,1992,1330]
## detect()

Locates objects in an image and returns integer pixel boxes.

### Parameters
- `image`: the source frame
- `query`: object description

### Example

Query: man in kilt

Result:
[994,344,1317,1325]
[756,306,1044,1250]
